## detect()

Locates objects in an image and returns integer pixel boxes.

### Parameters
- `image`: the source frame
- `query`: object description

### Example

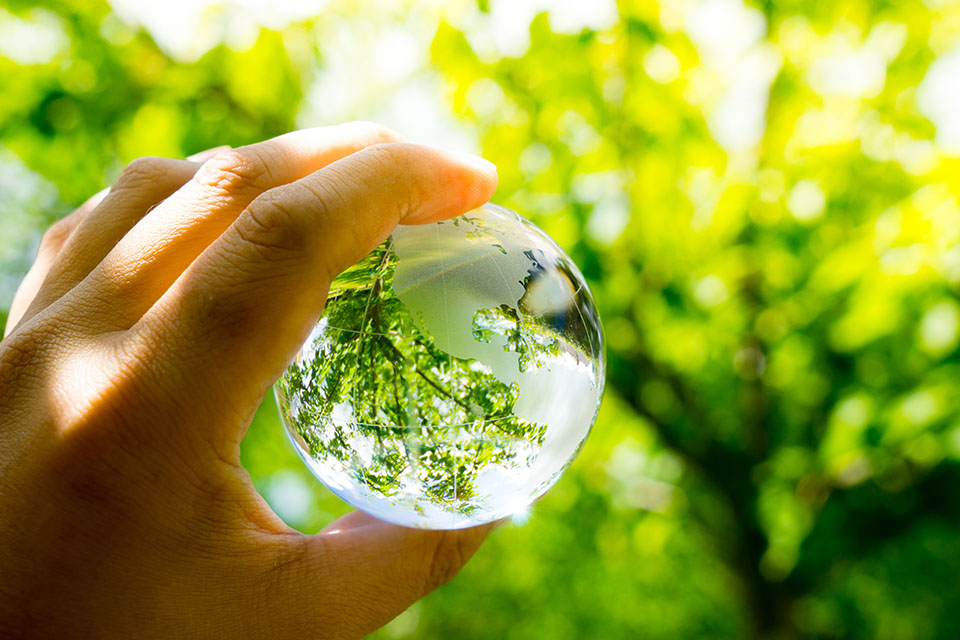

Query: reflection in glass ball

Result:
[275,204,605,529]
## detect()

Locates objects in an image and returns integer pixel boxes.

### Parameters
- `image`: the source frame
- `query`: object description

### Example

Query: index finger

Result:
[128,143,496,453]
[70,122,404,333]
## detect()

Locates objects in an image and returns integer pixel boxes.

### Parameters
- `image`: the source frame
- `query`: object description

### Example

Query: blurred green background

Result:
[3,0,960,637]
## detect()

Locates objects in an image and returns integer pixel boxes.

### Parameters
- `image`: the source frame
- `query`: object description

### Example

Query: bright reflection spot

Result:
[644,44,681,84]
[899,390,939,427]
[488,0,541,57]
[518,143,553,177]
[787,180,826,222]
[466,78,507,121]
[809,49,886,99]
[483,0,619,58]
[918,45,960,154]
[683,0,781,152]
[919,301,960,354]
[371,27,422,81]
[572,171,626,203]
[547,0,618,34]
[694,274,729,308]
[835,456,871,487]
[805,22,905,101]
[557,110,602,156]
[859,111,940,175]
[942,247,960,285]
[586,198,630,245]
[686,0,766,63]
[509,502,532,526]
[834,395,871,428]
[370,78,477,152]
[296,11,477,154]
[108,0,329,61]
[0,8,68,65]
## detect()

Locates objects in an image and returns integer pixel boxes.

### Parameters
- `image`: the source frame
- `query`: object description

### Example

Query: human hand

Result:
[0,123,498,639]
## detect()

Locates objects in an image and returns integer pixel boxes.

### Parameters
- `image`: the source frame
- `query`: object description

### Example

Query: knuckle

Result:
[238,189,313,256]
[195,148,272,198]
[0,322,92,422]
[39,217,75,252]
[117,156,169,187]
[300,175,368,276]
[0,333,43,401]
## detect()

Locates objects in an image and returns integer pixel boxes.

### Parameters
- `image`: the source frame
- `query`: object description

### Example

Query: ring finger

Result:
[12,157,207,332]
[6,146,230,336]
[71,122,402,333]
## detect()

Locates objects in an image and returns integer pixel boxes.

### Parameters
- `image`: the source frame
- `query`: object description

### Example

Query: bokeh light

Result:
[3,0,960,637]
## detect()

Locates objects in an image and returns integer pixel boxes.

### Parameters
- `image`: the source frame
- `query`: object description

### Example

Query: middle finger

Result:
[69,123,401,333]
[19,158,202,329]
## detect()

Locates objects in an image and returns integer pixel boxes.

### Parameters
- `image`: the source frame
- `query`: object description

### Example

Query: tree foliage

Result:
[3,0,960,638]
[275,240,550,511]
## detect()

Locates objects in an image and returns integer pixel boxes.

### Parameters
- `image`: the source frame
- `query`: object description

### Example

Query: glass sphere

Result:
[274,203,604,529]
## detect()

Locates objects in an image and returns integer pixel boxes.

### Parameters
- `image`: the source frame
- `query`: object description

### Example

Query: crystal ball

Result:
[274,203,605,529]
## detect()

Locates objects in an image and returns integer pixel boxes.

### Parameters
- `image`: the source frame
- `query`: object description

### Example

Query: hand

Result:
[0,123,499,639]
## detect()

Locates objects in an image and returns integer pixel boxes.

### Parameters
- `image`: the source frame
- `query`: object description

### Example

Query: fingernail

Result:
[449,150,497,176]
[187,145,231,162]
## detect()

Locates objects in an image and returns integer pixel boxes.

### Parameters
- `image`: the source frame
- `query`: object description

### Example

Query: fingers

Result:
[134,142,496,443]
[72,123,402,331]
[4,189,106,337]
[267,512,495,638]
[16,158,204,331]
[6,145,229,337]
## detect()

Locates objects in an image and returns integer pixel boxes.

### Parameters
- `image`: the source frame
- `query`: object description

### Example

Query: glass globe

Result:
[275,203,604,529]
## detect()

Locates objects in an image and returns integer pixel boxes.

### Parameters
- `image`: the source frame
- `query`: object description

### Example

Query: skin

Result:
[0,122,499,639]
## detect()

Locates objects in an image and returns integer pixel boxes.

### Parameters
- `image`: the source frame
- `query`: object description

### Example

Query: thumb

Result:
[266,512,496,638]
